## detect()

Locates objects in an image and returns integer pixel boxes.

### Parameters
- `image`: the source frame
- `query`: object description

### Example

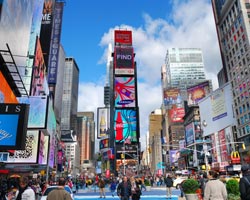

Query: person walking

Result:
[98,177,106,198]
[239,164,250,200]
[47,178,72,200]
[110,179,117,197]
[164,174,173,199]
[203,170,227,200]
[117,176,132,200]
[7,176,36,200]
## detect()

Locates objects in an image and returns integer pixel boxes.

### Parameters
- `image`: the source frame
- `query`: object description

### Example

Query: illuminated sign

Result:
[115,77,136,107]
[114,109,138,143]
[97,107,109,139]
[114,47,134,75]
[114,30,132,45]
[0,103,29,150]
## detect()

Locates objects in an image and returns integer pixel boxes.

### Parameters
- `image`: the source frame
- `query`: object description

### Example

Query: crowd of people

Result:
[0,165,250,200]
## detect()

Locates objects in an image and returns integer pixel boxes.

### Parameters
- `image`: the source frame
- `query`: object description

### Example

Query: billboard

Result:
[114,109,138,143]
[169,150,179,165]
[199,83,236,137]
[185,122,195,146]
[187,81,210,106]
[97,107,109,138]
[30,37,46,96]
[99,138,109,150]
[47,1,64,84]
[38,131,49,164]
[27,96,48,129]
[7,130,39,163]
[114,47,134,75]
[40,0,55,68]
[114,30,132,45]
[163,88,182,107]
[0,103,29,150]
[0,71,18,103]
[168,107,185,123]
[115,77,136,107]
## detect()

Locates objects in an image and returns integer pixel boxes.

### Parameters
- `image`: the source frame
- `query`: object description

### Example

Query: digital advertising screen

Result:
[38,131,49,164]
[0,103,29,150]
[168,107,185,123]
[114,46,134,75]
[185,122,195,146]
[163,88,182,107]
[114,30,132,45]
[97,107,109,139]
[0,71,18,103]
[115,77,136,108]
[187,81,210,106]
[99,138,109,150]
[114,109,138,143]
[27,96,48,129]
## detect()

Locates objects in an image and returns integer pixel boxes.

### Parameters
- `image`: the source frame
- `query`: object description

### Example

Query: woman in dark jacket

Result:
[164,174,173,198]
[117,176,132,200]
[239,165,250,200]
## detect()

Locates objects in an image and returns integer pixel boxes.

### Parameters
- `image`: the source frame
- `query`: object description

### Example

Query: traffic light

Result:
[121,153,124,159]
[242,143,246,150]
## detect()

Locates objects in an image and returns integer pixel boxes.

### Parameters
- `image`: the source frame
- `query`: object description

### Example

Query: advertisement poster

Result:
[0,72,18,103]
[114,109,137,143]
[114,47,134,75]
[115,77,135,108]
[185,123,194,146]
[211,89,227,121]
[163,88,182,107]
[97,107,109,138]
[168,107,185,123]
[187,81,210,105]
[8,130,39,163]
[218,129,229,162]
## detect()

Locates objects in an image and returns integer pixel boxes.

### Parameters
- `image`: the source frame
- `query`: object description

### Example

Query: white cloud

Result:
[78,0,222,150]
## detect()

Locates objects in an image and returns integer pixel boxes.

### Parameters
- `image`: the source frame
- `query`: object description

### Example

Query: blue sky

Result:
[60,0,222,149]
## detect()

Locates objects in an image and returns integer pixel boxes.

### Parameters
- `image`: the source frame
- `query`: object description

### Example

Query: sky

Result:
[60,0,222,150]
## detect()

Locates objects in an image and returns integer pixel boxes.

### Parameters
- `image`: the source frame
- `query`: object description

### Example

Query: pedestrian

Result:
[130,176,141,200]
[7,176,36,200]
[47,178,72,200]
[140,177,146,192]
[239,164,250,200]
[199,172,208,198]
[164,174,173,199]
[110,179,117,197]
[98,177,106,198]
[117,176,132,200]
[203,170,227,200]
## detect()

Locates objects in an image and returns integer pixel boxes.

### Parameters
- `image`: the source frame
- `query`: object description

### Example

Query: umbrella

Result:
[10,174,20,178]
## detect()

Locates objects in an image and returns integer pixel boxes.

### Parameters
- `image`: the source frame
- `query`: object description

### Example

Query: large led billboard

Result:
[7,130,39,163]
[97,107,110,139]
[168,107,185,123]
[187,81,210,106]
[0,103,29,150]
[0,71,18,103]
[114,30,132,45]
[38,131,49,164]
[115,77,136,108]
[40,0,55,68]
[30,37,46,96]
[114,47,134,75]
[163,88,182,107]
[114,109,138,143]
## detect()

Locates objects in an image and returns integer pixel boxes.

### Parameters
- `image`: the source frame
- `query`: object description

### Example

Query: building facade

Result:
[211,0,250,146]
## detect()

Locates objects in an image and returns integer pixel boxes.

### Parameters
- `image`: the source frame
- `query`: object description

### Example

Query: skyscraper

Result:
[163,48,206,91]
[211,0,250,140]
[61,57,79,140]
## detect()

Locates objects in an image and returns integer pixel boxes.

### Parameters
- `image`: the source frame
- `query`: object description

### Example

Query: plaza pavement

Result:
[74,185,185,200]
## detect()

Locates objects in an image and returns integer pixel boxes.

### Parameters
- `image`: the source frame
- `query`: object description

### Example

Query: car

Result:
[173,176,187,189]
[40,185,74,200]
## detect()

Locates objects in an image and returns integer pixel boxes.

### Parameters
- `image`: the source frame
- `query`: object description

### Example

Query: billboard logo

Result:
[117,54,132,60]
